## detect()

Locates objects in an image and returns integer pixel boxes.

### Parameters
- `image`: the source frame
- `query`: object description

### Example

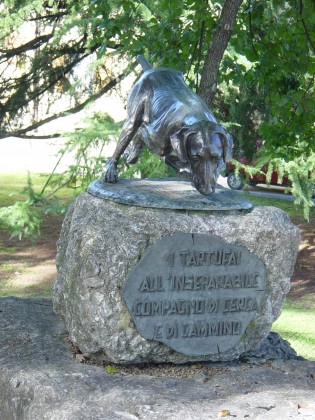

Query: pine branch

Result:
[0,133,62,139]
[28,11,68,22]
[0,64,135,139]
[1,46,98,120]
[0,34,54,60]
[30,50,98,101]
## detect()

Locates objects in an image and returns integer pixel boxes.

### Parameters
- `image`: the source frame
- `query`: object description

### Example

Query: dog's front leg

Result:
[103,159,119,183]
[103,117,140,183]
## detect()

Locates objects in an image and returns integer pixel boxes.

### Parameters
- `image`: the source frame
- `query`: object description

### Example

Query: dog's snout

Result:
[197,184,215,196]
[192,159,218,196]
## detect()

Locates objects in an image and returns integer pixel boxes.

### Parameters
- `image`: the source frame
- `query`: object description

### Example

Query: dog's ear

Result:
[224,133,233,162]
[170,127,192,162]
[213,125,233,163]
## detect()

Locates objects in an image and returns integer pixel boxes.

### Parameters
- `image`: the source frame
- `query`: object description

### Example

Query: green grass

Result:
[0,173,75,207]
[272,301,315,360]
[0,173,37,206]
[0,282,53,299]
[242,191,315,219]
[0,244,16,252]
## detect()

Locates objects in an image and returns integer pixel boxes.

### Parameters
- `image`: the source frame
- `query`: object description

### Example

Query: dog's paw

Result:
[103,160,118,183]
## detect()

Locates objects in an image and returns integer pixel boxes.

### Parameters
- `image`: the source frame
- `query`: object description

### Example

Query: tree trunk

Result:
[198,0,243,105]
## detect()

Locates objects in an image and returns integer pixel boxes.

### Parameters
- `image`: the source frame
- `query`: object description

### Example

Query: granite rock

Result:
[53,192,300,363]
[1,297,315,420]
[241,331,305,361]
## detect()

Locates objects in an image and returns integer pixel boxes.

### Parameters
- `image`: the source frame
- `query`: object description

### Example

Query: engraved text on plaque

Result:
[123,233,266,356]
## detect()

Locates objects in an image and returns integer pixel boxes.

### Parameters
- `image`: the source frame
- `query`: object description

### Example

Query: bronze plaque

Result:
[123,233,266,356]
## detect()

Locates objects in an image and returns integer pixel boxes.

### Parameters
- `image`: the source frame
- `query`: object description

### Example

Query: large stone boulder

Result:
[53,187,300,364]
[1,297,315,420]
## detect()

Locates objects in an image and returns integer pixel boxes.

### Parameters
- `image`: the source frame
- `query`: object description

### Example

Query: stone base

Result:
[2,297,315,420]
[53,190,300,364]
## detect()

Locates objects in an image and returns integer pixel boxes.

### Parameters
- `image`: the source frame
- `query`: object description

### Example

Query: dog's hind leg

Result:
[124,121,154,164]
[124,132,144,164]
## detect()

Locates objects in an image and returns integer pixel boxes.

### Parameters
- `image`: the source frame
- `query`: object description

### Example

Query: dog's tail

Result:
[137,54,153,71]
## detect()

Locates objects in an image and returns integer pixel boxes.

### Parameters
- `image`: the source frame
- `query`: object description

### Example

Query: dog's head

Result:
[170,121,232,195]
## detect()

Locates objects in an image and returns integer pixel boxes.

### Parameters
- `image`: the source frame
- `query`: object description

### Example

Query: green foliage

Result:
[0,201,41,240]
[217,1,314,215]
[231,152,315,220]
[0,172,69,240]
[0,174,42,239]
[282,156,315,220]
[252,150,315,219]
[54,113,123,190]
[120,148,177,180]
[229,157,263,179]
[105,364,119,374]
[86,0,220,85]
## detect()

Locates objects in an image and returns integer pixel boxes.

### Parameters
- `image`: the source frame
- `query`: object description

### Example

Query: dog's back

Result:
[129,65,215,128]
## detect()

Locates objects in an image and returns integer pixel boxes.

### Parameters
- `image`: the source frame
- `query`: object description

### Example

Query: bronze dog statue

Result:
[103,55,232,195]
